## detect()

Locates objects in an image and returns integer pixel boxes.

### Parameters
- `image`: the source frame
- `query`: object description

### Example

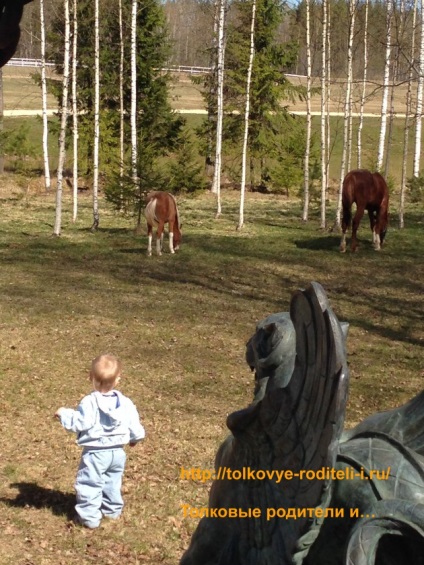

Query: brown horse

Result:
[340,169,389,253]
[144,191,182,256]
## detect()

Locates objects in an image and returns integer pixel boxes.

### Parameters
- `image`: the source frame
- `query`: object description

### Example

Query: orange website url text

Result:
[180,466,391,483]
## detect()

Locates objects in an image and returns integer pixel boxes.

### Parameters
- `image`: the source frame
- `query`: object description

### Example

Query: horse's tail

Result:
[341,175,353,229]
[168,193,181,231]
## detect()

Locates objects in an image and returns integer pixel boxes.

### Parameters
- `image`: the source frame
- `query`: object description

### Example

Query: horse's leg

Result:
[168,218,175,254]
[351,205,364,252]
[340,232,347,253]
[156,221,165,256]
[368,210,378,249]
[169,232,175,253]
[373,210,382,251]
[147,224,153,256]
[340,219,347,253]
[340,206,350,253]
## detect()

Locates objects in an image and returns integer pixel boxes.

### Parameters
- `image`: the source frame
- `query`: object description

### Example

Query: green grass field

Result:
[0,66,423,564]
[1,66,418,186]
[0,182,423,564]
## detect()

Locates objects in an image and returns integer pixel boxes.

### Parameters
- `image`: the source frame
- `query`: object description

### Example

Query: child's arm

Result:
[55,397,96,433]
[128,402,146,446]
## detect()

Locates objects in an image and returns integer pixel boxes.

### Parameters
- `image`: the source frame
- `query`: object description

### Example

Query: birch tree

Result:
[357,0,369,169]
[413,0,424,177]
[385,0,405,178]
[302,0,312,222]
[325,0,331,220]
[336,0,355,228]
[39,0,51,191]
[237,0,256,230]
[211,0,226,218]
[131,0,138,188]
[72,0,78,221]
[200,0,219,178]
[54,0,70,236]
[91,0,100,231]
[400,0,418,228]
[376,0,393,172]
[119,0,124,182]
[320,0,328,228]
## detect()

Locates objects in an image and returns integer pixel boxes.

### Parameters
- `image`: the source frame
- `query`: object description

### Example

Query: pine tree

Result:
[49,0,185,218]
[198,0,308,193]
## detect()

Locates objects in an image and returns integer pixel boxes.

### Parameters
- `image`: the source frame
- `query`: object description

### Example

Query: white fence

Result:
[7,59,208,73]
[6,58,55,68]
[6,59,306,80]
[163,65,211,74]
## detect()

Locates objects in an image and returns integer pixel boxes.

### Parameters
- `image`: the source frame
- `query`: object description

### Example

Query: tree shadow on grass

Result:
[77,227,132,235]
[0,482,75,519]
[294,235,380,252]
[294,235,340,251]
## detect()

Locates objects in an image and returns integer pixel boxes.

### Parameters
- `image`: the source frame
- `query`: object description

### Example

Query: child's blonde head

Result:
[90,354,122,392]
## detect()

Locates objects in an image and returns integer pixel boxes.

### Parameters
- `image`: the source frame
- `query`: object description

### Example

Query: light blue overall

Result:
[57,390,145,528]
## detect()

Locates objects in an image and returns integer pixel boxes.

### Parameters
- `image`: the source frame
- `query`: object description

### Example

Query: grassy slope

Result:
[0,183,423,564]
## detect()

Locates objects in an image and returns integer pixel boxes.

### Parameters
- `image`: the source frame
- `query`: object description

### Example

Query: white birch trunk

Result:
[53,0,71,236]
[376,0,393,172]
[237,0,256,230]
[347,89,353,171]
[72,0,78,222]
[325,1,331,209]
[385,0,404,178]
[206,0,219,176]
[302,0,312,222]
[336,0,355,228]
[400,0,418,228]
[211,0,226,219]
[39,0,51,191]
[320,0,328,228]
[413,0,424,177]
[119,0,124,182]
[357,0,369,169]
[92,0,100,231]
[131,0,138,187]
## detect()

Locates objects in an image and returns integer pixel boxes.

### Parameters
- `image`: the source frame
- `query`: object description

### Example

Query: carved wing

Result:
[181,282,349,565]
[345,500,424,565]
[341,389,424,457]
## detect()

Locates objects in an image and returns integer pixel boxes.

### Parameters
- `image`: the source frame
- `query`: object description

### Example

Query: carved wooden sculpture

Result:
[181,282,424,565]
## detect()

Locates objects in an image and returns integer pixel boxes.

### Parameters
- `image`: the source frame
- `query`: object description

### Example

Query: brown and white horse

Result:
[340,169,389,253]
[144,191,182,256]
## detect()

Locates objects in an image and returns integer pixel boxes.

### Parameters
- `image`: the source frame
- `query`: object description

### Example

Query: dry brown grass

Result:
[2,66,57,112]
[3,66,415,115]
[0,178,423,564]
[169,72,416,115]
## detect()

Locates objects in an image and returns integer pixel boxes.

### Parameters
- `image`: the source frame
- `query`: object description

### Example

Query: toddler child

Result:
[55,353,145,529]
